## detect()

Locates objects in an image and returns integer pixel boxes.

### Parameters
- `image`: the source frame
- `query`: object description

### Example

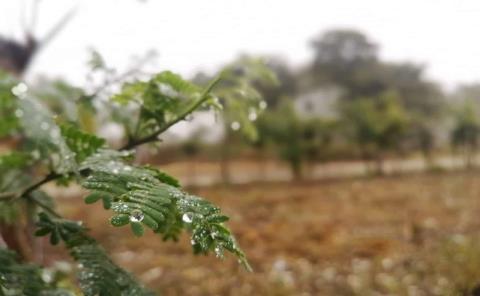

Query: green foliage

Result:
[80,149,249,268]
[33,79,87,125]
[451,100,480,149]
[310,29,379,98]
[112,71,207,142]
[0,152,32,224]
[0,247,71,296]
[217,56,278,140]
[16,98,77,174]
[60,124,105,163]
[0,72,20,137]
[255,99,337,178]
[451,100,480,168]
[0,60,260,294]
[341,91,409,156]
[259,100,304,177]
[35,213,153,296]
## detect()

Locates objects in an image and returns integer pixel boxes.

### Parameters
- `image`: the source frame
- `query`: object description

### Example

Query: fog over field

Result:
[1,0,480,88]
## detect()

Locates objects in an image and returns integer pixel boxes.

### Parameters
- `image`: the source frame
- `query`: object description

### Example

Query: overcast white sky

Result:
[1,0,480,89]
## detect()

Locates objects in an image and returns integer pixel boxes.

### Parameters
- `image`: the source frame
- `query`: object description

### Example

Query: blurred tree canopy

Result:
[340,91,410,173]
[451,99,480,169]
[308,29,445,117]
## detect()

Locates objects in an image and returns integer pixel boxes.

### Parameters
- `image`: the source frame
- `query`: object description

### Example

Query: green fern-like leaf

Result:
[0,152,33,224]
[112,71,204,141]
[16,98,76,174]
[0,247,73,296]
[79,150,250,269]
[35,213,153,296]
[60,124,105,163]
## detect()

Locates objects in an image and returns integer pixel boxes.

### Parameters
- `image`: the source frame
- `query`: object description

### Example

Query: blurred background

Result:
[3,0,480,295]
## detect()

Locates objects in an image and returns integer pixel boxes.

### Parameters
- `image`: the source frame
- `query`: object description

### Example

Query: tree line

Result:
[196,29,480,180]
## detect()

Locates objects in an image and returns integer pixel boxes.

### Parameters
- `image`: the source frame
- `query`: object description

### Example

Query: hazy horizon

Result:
[1,0,480,90]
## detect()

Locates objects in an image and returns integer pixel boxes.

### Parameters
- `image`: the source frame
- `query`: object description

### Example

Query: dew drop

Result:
[230,121,241,131]
[41,270,53,283]
[214,246,223,258]
[11,82,28,97]
[259,101,268,110]
[129,209,144,222]
[40,122,49,131]
[248,111,257,121]
[182,213,193,223]
[50,129,60,139]
[14,109,24,118]
[185,114,194,121]
[31,150,40,159]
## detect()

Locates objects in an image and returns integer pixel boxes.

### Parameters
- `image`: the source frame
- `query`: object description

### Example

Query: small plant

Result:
[0,58,274,295]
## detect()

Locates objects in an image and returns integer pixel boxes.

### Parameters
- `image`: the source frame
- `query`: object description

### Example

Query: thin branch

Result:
[39,6,77,51]
[6,75,223,210]
[29,0,41,34]
[77,52,155,103]
[0,192,16,200]
[28,194,62,218]
[121,75,222,150]
[21,172,61,198]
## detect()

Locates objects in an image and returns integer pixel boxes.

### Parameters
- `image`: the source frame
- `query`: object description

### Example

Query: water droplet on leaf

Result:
[248,111,257,121]
[130,209,145,222]
[182,213,193,223]
[259,101,268,110]
[14,109,23,118]
[214,246,223,258]
[231,121,241,131]
[11,82,28,97]
[40,122,49,130]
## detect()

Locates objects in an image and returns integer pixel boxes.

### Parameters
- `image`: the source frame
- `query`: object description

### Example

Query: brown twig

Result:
[5,74,222,211]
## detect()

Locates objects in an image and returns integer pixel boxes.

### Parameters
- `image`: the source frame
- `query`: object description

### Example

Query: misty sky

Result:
[1,0,480,90]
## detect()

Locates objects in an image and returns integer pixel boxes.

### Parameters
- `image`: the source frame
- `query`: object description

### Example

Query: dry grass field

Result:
[49,171,480,295]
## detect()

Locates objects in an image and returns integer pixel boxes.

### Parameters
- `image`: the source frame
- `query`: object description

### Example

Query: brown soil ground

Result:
[44,169,480,295]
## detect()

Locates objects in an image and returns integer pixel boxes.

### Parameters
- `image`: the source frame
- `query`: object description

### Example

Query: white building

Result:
[294,86,342,119]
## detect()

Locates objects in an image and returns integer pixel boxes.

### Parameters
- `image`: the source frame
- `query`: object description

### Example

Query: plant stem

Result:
[10,75,223,210]
[121,75,222,150]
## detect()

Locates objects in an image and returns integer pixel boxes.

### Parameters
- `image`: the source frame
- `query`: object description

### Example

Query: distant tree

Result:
[255,98,336,180]
[255,56,298,108]
[409,118,436,168]
[213,55,277,183]
[301,117,337,176]
[262,100,304,179]
[451,100,480,169]
[380,62,445,118]
[309,29,445,117]
[181,129,206,185]
[341,91,410,174]
[310,29,382,98]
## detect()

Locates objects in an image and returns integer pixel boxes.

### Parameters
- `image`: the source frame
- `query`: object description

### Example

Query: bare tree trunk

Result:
[220,136,231,184]
[375,154,385,176]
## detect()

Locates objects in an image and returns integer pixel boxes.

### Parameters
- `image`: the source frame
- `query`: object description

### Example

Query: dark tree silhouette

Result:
[0,35,37,76]
[0,3,75,76]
